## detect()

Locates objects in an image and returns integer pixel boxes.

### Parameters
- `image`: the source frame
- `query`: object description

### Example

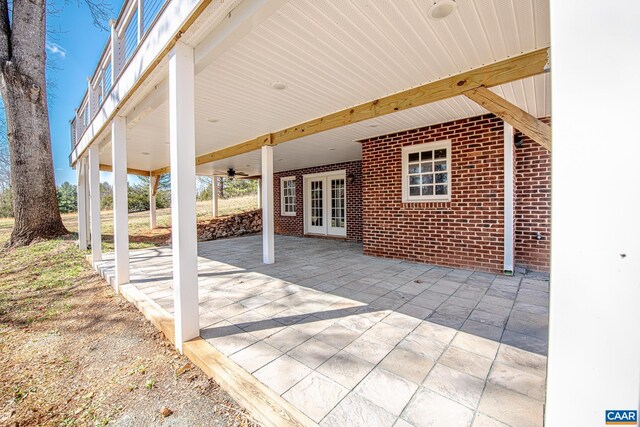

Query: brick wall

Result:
[273,161,363,242]
[514,117,551,272]
[361,114,507,272]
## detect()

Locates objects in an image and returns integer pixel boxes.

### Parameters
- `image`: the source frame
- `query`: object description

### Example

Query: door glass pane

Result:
[311,180,323,227]
[331,179,345,228]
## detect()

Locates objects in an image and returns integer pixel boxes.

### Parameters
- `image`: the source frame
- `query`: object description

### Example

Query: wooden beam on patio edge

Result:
[99,163,151,177]
[464,86,551,151]
[151,47,549,176]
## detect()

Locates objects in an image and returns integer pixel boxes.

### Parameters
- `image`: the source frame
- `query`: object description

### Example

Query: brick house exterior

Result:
[272,114,551,273]
[273,161,363,242]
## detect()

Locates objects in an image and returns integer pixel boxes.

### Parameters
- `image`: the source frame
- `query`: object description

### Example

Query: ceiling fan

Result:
[213,168,249,180]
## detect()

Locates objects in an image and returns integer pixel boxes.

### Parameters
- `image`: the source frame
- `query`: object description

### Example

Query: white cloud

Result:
[46,42,67,59]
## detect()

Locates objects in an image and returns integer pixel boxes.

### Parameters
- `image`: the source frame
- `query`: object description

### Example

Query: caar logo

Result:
[606,410,638,425]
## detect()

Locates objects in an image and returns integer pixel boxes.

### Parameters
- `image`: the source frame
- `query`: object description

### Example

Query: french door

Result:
[304,171,346,237]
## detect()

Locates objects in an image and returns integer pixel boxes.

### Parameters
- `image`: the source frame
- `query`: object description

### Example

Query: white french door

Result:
[304,171,347,237]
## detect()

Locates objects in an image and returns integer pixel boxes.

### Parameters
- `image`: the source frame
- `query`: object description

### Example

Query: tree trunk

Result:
[0,0,68,246]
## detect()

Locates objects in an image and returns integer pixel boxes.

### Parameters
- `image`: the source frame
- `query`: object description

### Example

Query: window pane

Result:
[422,175,433,184]
[435,149,447,159]
[421,151,433,161]
[436,185,448,195]
[435,173,448,184]
[408,164,420,174]
[409,176,420,185]
[422,186,434,196]
[421,163,432,173]
[408,152,419,162]
[409,186,420,196]
[434,160,447,171]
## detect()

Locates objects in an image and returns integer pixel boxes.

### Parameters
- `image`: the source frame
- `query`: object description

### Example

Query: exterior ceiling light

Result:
[369,124,379,128]
[207,118,219,123]
[271,81,287,90]
[328,148,336,151]
[428,0,457,20]
[141,152,150,155]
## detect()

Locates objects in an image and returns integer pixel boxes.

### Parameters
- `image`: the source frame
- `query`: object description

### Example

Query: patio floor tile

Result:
[477,383,544,427]
[287,337,339,369]
[317,350,375,389]
[253,355,312,395]
[229,341,283,373]
[321,392,396,427]
[378,347,435,384]
[283,372,348,422]
[401,387,474,427]
[423,363,484,409]
[354,368,419,416]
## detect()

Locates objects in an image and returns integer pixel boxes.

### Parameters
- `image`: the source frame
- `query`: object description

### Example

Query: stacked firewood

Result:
[197,209,262,241]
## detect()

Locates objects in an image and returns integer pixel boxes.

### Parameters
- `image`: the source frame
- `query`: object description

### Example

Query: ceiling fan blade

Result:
[235,172,249,176]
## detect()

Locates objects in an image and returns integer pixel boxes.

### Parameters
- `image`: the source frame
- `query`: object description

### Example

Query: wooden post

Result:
[112,116,130,292]
[169,41,199,352]
[77,158,89,251]
[261,146,274,264]
[503,122,514,273]
[212,176,219,218]
[149,175,157,229]
[88,144,102,264]
[546,0,640,424]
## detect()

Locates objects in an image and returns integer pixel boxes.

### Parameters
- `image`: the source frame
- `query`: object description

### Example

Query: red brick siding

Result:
[361,115,508,273]
[273,161,363,242]
[514,117,551,272]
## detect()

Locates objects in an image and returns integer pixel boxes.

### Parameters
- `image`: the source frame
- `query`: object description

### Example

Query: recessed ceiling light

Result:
[328,148,336,151]
[207,118,219,123]
[369,124,379,128]
[164,141,169,145]
[277,158,284,161]
[271,81,287,90]
[428,0,457,20]
[246,164,251,167]
[141,152,150,155]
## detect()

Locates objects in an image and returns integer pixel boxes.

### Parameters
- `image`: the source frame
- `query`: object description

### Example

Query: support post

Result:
[546,0,640,425]
[261,146,274,264]
[257,178,262,209]
[88,144,102,263]
[503,122,514,273]
[77,158,89,251]
[212,176,219,218]
[112,116,130,292]
[169,41,199,352]
[149,175,157,229]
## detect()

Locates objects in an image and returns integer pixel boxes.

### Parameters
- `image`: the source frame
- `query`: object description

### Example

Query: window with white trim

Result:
[280,177,296,216]
[402,140,451,202]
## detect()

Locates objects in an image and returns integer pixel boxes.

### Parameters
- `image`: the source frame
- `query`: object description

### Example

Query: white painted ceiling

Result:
[99,0,551,177]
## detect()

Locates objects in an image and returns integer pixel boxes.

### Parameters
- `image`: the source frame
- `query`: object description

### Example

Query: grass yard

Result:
[0,196,259,426]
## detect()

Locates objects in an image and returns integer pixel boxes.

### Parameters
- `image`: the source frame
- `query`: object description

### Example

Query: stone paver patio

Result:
[97,235,549,426]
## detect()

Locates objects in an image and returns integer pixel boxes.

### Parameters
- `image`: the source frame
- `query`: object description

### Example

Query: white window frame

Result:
[402,140,452,202]
[280,176,296,216]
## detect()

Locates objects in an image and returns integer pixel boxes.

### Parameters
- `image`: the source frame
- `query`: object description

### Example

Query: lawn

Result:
[0,196,260,426]
[0,194,258,251]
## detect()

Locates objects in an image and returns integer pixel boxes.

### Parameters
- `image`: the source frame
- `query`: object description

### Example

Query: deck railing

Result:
[70,0,171,155]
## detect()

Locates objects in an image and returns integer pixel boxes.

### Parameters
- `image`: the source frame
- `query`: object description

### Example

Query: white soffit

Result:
[119,0,550,173]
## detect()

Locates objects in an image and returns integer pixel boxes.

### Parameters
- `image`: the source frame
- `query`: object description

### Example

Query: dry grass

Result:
[0,195,258,252]
[0,195,260,426]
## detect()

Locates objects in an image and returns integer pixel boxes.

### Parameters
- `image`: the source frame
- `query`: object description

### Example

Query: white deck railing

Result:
[69,0,172,160]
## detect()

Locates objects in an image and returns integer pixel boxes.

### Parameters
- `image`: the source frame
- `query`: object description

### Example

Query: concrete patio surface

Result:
[96,235,549,427]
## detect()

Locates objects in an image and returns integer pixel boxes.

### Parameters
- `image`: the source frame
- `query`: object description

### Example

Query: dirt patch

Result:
[0,240,260,427]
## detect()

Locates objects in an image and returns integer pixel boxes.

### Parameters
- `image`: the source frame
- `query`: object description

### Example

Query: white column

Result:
[546,1,640,425]
[77,158,88,251]
[149,175,157,229]
[169,41,199,351]
[261,146,274,264]
[88,144,102,263]
[111,116,129,292]
[257,178,262,209]
[503,122,514,273]
[212,176,219,218]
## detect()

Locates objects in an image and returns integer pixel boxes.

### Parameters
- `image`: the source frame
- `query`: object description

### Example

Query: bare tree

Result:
[0,0,109,246]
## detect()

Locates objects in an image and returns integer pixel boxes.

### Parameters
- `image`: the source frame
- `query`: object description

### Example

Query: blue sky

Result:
[48,0,124,185]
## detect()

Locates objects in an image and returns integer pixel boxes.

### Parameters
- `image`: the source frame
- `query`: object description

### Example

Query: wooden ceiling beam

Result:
[151,47,549,176]
[99,164,151,177]
[464,86,551,151]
